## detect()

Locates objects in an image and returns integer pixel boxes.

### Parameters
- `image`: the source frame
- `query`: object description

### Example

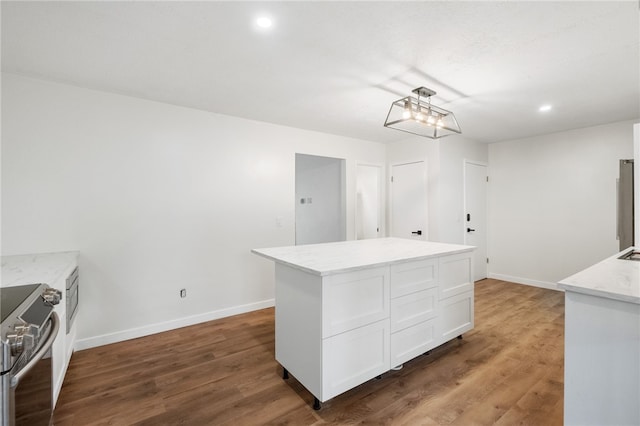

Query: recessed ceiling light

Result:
[256,16,273,29]
[539,104,552,112]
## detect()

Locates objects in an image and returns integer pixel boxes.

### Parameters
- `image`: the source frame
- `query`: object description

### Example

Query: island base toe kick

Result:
[272,247,474,409]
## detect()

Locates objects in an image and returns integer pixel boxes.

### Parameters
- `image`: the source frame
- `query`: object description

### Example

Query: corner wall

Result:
[1,73,387,348]
[488,121,636,288]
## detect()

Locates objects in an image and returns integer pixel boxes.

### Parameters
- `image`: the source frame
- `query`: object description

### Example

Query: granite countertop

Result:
[558,248,640,305]
[252,238,475,276]
[1,251,79,288]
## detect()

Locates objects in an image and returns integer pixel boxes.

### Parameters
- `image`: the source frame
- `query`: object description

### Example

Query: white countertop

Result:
[1,251,79,289]
[252,238,475,276]
[558,248,640,305]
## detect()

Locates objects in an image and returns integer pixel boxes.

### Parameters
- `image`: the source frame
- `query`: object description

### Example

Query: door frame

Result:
[389,159,429,240]
[463,159,488,279]
[355,161,385,240]
[294,153,347,245]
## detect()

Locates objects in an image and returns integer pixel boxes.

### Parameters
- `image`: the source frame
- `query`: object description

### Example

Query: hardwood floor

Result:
[53,279,565,425]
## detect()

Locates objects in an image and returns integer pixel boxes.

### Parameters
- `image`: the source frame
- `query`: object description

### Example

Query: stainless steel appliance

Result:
[618,159,634,251]
[65,267,78,333]
[1,284,61,426]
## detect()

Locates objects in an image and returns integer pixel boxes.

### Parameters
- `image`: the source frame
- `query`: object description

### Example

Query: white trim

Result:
[463,159,488,280]
[74,298,275,351]
[355,161,385,239]
[633,123,640,245]
[488,273,562,292]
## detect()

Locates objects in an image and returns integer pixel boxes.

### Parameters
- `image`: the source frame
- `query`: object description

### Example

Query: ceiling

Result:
[2,1,639,144]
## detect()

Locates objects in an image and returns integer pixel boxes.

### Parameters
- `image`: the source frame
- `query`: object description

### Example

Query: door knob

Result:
[467,228,475,232]
[411,230,422,235]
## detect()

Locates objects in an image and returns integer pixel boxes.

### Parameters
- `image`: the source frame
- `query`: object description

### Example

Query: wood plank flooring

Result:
[52,279,565,425]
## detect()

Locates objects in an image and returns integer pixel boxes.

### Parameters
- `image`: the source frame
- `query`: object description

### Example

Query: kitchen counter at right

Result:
[558,247,640,304]
[559,248,640,426]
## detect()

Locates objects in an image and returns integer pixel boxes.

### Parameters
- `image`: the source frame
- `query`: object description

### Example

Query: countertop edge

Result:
[558,281,640,305]
[251,245,474,276]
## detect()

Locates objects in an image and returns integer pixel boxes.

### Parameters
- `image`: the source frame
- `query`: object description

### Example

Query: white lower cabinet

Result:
[322,267,389,337]
[439,253,474,299]
[439,291,474,342]
[323,319,390,400]
[391,317,437,366]
[390,255,474,368]
[274,250,474,407]
[390,287,438,333]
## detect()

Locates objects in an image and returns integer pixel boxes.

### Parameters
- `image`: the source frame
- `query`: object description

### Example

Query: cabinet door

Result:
[322,319,390,401]
[322,267,389,338]
[390,287,438,333]
[391,318,437,367]
[390,259,438,298]
[439,252,473,300]
[439,291,474,342]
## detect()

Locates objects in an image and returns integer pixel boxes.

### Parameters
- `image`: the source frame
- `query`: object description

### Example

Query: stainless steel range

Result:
[1,284,61,426]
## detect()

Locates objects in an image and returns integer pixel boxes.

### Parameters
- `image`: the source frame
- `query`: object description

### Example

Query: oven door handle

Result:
[10,312,60,388]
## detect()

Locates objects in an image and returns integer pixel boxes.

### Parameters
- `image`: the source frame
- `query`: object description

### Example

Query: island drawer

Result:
[390,287,438,333]
[322,318,390,401]
[322,266,389,338]
[390,259,438,298]
[391,317,437,367]
[439,252,473,300]
[439,291,474,342]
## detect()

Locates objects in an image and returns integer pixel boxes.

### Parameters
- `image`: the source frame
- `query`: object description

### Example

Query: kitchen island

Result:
[252,238,475,409]
[559,248,640,426]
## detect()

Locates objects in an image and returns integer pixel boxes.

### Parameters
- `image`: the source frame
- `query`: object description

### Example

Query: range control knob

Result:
[43,288,62,305]
[6,333,24,356]
[7,325,37,356]
[7,325,28,355]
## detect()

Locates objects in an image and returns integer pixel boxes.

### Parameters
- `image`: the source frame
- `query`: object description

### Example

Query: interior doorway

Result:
[390,161,428,241]
[295,154,346,245]
[464,160,488,281]
[356,163,383,240]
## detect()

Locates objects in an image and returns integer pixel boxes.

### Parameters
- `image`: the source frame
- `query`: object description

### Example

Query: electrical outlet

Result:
[180,288,186,298]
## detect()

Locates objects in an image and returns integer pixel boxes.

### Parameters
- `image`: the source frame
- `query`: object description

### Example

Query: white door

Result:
[391,161,427,240]
[464,161,488,281]
[356,164,382,239]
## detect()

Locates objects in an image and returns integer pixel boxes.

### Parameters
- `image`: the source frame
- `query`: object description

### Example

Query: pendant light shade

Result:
[384,87,461,139]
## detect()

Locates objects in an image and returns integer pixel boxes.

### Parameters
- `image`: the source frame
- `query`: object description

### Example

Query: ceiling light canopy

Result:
[539,104,552,112]
[384,87,461,139]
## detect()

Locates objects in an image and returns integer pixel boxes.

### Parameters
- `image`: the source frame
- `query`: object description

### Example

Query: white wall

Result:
[386,135,488,244]
[295,153,346,244]
[356,164,382,239]
[0,73,386,348]
[488,121,636,288]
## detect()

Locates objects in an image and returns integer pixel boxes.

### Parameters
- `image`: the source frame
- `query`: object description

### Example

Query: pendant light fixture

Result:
[384,87,461,139]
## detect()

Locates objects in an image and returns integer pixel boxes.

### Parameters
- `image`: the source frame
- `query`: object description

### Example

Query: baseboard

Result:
[74,298,275,351]
[487,273,562,292]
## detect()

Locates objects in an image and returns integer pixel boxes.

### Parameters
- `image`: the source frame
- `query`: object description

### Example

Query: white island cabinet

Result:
[252,238,475,408]
[1,251,79,407]
[559,249,640,426]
